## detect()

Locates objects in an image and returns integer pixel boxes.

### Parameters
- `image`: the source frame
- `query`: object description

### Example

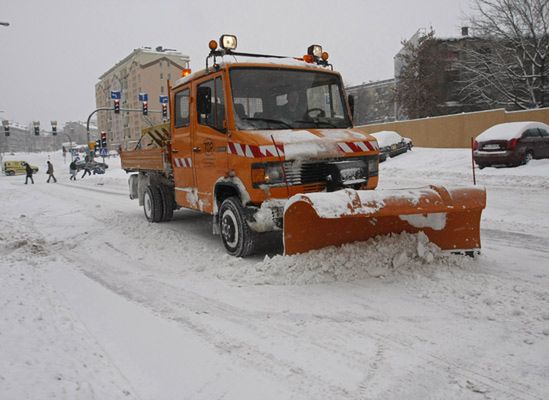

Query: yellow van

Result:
[2,161,39,176]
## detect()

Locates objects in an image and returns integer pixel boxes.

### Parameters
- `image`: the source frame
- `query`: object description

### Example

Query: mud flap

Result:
[283,185,486,255]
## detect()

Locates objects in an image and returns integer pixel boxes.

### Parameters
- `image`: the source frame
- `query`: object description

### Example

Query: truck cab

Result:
[122,36,380,256]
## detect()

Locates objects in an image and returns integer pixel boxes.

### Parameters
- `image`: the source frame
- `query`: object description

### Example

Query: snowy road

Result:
[1,149,548,400]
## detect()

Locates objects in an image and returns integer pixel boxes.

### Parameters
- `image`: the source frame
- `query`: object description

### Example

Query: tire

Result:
[143,185,163,222]
[219,197,256,257]
[523,151,533,165]
[477,164,486,170]
[6,170,15,176]
[158,184,174,222]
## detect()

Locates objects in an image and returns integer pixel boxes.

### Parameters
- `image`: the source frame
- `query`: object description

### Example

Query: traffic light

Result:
[142,101,148,116]
[101,131,107,148]
[2,120,8,136]
[95,139,101,150]
[114,99,120,114]
[51,120,57,136]
[162,103,168,118]
[33,121,40,136]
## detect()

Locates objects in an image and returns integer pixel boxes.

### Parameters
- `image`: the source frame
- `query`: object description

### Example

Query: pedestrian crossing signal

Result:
[162,104,168,118]
[114,99,120,114]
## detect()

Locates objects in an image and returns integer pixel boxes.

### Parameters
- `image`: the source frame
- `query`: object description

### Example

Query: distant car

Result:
[473,121,549,169]
[370,131,412,161]
[2,161,39,176]
[74,160,109,175]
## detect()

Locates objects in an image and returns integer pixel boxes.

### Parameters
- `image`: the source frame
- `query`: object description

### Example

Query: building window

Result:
[161,86,164,94]
[160,72,163,79]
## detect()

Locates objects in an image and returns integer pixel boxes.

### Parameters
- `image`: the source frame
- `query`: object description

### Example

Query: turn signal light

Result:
[251,168,266,184]
[303,54,314,63]
[321,51,329,61]
[182,68,192,77]
[209,40,218,50]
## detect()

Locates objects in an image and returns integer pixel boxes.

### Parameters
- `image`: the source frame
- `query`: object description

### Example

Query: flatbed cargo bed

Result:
[121,147,165,172]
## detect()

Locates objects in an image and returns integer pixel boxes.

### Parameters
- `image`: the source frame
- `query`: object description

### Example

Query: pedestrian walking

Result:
[24,162,34,184]
[81,155,92,179]
[69,160,77,181]
[46,161,57,183]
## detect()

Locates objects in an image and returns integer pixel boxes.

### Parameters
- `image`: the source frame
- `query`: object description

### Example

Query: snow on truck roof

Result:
[173,57,331,87]
[476,121,549,141]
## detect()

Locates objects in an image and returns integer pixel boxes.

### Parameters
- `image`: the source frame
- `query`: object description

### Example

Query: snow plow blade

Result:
[283,185,486,255]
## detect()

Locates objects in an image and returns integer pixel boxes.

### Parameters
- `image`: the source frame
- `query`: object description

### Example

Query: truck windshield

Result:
[230,67,352,130]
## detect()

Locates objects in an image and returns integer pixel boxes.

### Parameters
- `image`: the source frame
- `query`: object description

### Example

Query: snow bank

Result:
[219,232,471,285]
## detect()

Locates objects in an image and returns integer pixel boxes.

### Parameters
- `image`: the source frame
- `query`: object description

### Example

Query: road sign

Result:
[111,90,121,100]
[159,95,169,104]
[100,147,108,157]
[139,92,148,102]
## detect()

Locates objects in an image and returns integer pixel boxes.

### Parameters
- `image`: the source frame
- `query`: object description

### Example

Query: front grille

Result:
[283,156,375,186]
[283,162,330,185]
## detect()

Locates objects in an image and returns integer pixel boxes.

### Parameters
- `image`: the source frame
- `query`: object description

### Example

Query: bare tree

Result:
[394,29,448,119]
[460,0,549,109]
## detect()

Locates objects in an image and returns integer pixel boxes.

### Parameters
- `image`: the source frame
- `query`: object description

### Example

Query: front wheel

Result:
[219,197,256,257]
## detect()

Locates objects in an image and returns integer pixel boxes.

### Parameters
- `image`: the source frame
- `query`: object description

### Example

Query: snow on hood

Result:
[476,121,549,142]
[252,129,370,160]
[370,131,404,147]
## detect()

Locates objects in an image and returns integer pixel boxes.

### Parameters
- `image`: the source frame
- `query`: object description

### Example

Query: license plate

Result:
[483,144,500,150]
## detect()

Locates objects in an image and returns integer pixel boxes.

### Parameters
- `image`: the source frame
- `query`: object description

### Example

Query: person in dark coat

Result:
[69,160,77,181]
[46,161,57,183]
[24,162,34,184]
[81,155,92,178]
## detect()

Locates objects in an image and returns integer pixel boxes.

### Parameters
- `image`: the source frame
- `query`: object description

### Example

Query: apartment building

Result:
[95,46,190,149]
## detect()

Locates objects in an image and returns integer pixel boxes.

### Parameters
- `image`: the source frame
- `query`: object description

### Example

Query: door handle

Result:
[192,147,201,153]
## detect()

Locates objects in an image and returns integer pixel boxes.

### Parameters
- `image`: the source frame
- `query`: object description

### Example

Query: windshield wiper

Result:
[243,117,292,129]
[294,120,340,128]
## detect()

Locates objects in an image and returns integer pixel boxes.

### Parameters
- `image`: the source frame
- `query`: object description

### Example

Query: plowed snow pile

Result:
[221,232,471,285]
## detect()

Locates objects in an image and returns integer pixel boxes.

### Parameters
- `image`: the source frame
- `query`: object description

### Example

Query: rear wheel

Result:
[219,197,256,257]
[158,184,174,222]
[6,170,15,176]
[143,185,163,222]
[523,151,533,165]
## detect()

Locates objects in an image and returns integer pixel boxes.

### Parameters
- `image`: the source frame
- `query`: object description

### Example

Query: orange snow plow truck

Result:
[121,35,486,257]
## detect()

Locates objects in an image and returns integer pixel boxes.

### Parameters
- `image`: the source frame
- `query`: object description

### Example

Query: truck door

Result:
[192,74,229,213]
[171,86,196,208]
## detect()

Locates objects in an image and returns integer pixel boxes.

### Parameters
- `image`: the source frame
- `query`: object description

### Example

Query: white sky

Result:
[0,0,471,128]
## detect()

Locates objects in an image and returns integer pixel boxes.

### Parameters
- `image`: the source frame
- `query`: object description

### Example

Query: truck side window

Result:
[197,78,226,132]
[174,89,190,128]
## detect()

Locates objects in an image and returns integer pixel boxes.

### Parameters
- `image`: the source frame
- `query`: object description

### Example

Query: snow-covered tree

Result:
[460,0,549,109]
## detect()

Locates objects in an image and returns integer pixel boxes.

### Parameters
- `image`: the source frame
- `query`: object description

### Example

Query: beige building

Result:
[95,46,190,150]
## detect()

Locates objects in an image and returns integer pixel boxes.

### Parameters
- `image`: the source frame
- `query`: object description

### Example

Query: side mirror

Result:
[348,94,355,121]
[197,86,212,115]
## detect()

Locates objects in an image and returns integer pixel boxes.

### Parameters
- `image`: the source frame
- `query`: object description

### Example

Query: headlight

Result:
[252,163,285,186]
[265,164,284,183]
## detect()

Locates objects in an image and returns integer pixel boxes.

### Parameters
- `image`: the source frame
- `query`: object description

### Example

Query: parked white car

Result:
[370,131,413,162]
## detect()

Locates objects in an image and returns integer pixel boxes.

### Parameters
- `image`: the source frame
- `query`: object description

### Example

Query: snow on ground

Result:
[1,149,548,400]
